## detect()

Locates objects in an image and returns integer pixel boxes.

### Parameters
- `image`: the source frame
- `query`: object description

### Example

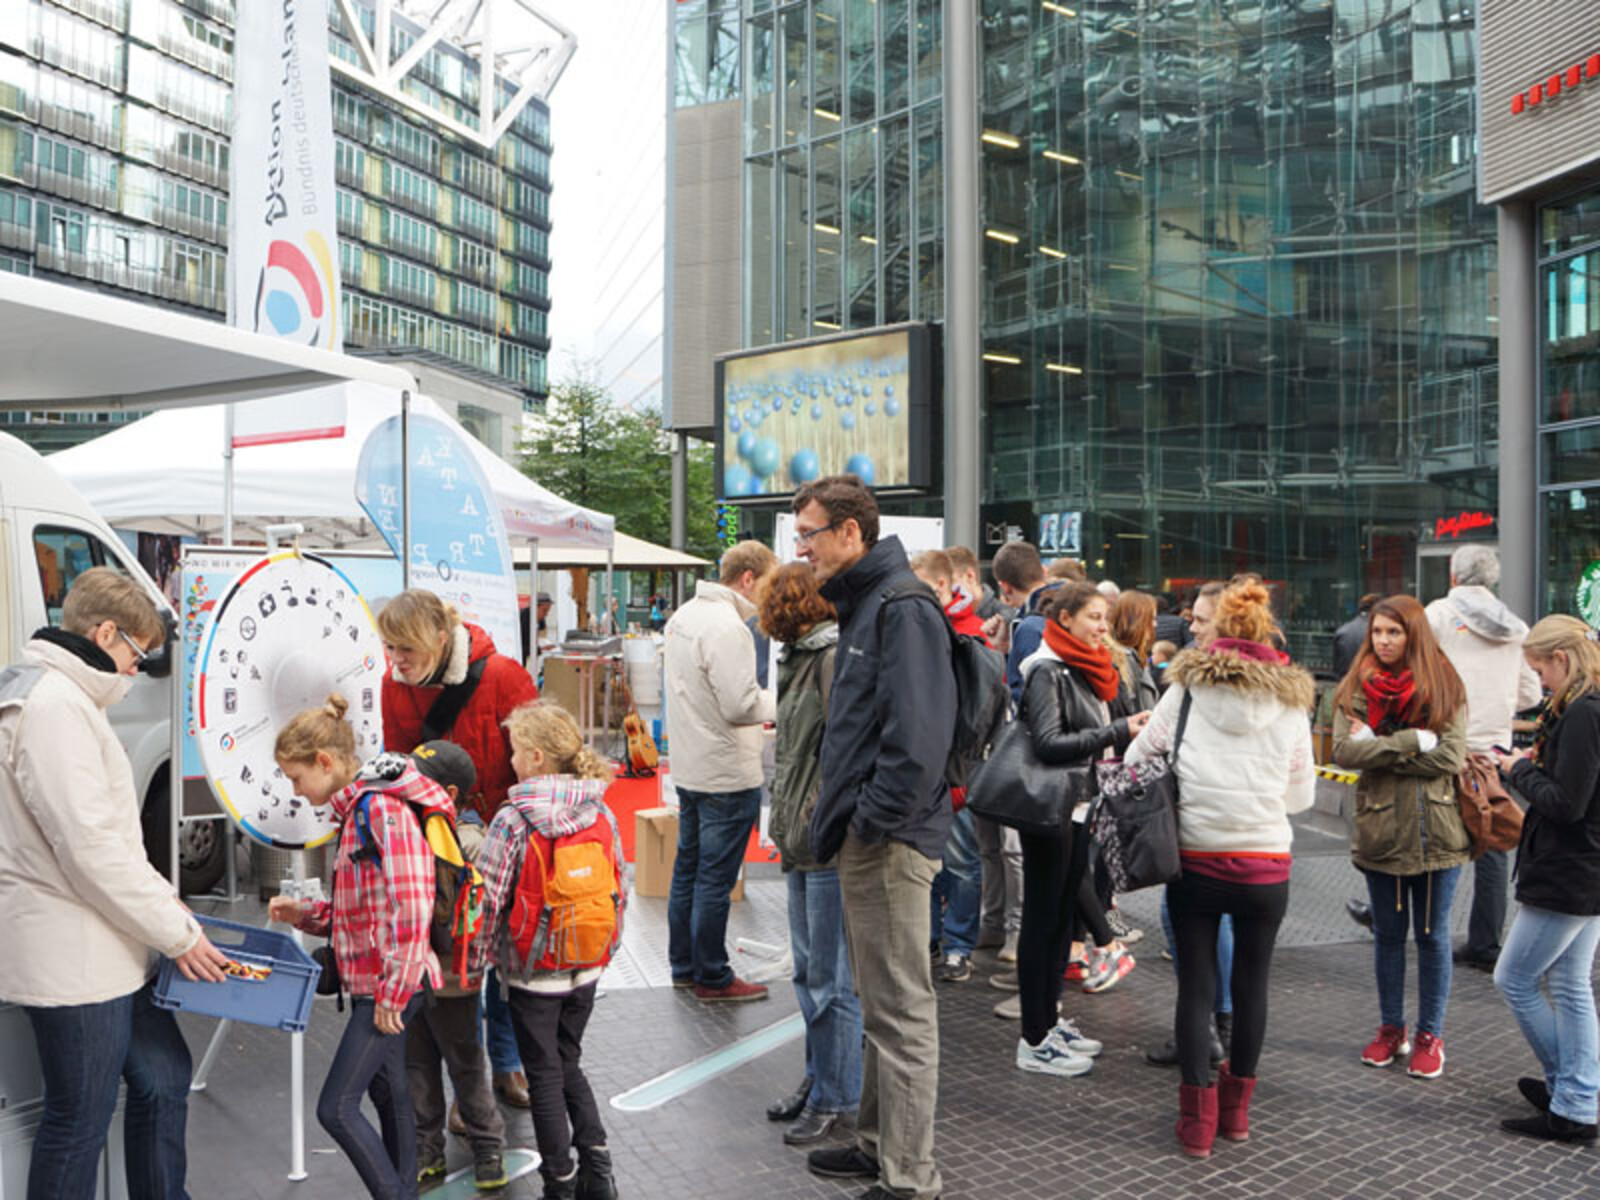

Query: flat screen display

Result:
[714,324,934,502]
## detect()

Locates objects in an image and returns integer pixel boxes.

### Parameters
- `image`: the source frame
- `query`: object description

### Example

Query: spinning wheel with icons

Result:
[194,551,388,850]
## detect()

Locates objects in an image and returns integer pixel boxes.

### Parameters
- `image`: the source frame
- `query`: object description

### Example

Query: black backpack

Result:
[877,580,1010,788]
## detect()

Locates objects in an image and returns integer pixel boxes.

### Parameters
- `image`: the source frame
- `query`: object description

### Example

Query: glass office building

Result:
[741,1,1499,665]
[0,0,551,450]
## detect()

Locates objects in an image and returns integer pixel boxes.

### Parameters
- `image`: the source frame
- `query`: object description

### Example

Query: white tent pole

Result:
[528,536,540,672]
[400,389,412,590]
[222,403,235,544]
[606,547,615,633]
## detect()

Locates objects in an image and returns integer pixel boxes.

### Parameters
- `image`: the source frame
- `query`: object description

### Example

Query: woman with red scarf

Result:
[1012,581,1150,1079]
[1334,595,1468,1082]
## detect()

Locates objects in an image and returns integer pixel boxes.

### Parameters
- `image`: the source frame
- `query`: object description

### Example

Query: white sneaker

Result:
[1052,1019,1103,1058]
[1016,1035,1093,1077]
[997,932,1019,964]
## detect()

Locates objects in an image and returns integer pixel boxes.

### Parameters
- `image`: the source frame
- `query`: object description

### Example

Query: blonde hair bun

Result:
[324,693,349,721]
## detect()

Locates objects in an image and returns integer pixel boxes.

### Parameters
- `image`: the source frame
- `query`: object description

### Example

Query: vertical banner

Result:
[229,0,346,445]
[355,413,524,663]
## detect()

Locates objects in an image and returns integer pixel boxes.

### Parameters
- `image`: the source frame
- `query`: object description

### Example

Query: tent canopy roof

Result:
[50,384,614,551]
[0,273,417,409]
[514,531,708,570]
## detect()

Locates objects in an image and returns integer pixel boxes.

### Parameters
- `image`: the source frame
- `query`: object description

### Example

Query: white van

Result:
[0,430,226,893]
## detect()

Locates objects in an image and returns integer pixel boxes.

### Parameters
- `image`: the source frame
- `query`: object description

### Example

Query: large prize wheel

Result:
[195,551,387,849]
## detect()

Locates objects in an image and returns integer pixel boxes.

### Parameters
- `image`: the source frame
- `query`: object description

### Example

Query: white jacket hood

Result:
[1441,585,1529,644]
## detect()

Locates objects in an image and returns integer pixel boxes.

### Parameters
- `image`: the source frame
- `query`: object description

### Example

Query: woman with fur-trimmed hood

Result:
[1126,580,1315,1160]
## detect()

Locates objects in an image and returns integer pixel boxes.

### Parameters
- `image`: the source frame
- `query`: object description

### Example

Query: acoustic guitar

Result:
[614,668,659,778]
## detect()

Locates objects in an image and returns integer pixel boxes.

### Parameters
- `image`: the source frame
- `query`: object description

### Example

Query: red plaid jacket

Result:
[296,755,442,1009]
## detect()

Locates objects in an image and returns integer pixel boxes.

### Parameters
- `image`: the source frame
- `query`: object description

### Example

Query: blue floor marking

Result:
[609,1012,805,1112]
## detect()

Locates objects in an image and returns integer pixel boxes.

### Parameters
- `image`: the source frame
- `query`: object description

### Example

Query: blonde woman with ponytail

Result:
[473,702,623,1200]
[268,695,443,1199]
[1490,616,1600,1144]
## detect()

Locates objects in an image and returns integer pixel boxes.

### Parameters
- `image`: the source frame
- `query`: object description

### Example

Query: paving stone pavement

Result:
[181,875,1600,1200]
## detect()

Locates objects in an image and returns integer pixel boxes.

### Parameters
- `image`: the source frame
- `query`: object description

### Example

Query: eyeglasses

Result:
[115,627,150,664]
[794,520,842,545]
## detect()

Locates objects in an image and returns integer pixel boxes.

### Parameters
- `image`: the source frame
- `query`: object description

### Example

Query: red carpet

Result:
[603,761,775,865]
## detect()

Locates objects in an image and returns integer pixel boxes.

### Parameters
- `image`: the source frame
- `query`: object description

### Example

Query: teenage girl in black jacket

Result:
[1491,615,1600,1144]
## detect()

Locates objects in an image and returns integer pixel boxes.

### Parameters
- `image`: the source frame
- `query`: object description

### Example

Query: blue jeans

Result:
[1162,888,1234,1014]
[668,786,761,988]
[481,969,522,1075]
[1494,905,1600,1124]
[24,979,192,1200]
[930,807,982,957]
[787,868,863,1113]
[1364,866,1462,1037]
[318,994,424,1200]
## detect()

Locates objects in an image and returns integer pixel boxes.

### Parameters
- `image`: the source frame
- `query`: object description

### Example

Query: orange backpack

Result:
[507,816,622,972]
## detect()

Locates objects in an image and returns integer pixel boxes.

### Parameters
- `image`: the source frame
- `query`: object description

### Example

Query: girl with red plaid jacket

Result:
[269,694,442,1200]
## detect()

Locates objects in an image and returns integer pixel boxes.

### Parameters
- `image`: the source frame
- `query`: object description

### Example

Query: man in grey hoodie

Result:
[1425,545,1543,970]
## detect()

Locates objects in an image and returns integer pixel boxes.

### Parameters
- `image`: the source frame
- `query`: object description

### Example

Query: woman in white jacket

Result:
[0,568,228,1200]
[1126,580,1315,1159]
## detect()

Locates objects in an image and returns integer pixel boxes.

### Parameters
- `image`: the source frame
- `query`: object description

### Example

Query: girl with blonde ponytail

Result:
[474,701,623,1198]
[269,694,443,1198]
[1490,616,1600,1144]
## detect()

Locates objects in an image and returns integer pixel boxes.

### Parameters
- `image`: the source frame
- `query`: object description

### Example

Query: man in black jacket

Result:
[1333,593,1380,680]
[794,475,956,1200]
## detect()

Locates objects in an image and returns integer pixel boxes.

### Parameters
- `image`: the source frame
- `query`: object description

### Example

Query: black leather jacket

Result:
[1021,656,1133,815]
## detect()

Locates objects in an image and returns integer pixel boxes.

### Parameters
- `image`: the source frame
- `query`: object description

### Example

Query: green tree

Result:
[518,370,719,563]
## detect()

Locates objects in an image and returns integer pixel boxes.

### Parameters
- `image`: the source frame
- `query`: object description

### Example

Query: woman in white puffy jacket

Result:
[1125,580,1315,1159]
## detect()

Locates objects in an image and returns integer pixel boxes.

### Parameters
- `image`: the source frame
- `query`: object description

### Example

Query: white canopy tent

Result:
[0,272,419,409]
[513,531,708,570]
[49,382,615,552]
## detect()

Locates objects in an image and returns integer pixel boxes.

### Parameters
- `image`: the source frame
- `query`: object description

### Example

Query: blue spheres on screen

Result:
[724,356,906,495]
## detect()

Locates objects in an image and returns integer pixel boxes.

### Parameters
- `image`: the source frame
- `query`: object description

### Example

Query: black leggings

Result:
[1017,825,1090,1046]
[1168,869,1288,1086]
[1070,843,1115,949]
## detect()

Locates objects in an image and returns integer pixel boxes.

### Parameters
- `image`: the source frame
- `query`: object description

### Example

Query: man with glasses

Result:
[0,567,229,1200]
[794,476,957,1200]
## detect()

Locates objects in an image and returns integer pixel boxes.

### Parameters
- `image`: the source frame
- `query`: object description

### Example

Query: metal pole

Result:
[663,0,681,548]
[1497,200,1538,620]
[400,389,412,590]
[168,558,184,892]
[942,0,982,552]
[528,536,541,673]
[222,404,235,545]
[605,547,616,633]
[287,851,307,1181]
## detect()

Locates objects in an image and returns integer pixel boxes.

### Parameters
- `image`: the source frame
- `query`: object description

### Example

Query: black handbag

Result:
[965,693,1071,836]
[1091,691,1193,894]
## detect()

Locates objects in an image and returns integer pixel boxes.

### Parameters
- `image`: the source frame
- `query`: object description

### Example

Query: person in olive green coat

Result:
[1333,595,1469,1082]
[757,563,862,1147]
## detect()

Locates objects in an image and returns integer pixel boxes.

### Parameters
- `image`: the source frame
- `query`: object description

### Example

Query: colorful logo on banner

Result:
[230,2,341,350]
[354,414,523,662]
[253,234,338,346]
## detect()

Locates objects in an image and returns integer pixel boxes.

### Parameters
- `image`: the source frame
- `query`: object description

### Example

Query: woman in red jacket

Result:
[376,588,537,1107]
[377,590,537,821]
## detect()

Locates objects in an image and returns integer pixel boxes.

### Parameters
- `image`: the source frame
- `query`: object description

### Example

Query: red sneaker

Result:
[1360,1023,1411,1067]
[1407,1031,1445,1079]
[693,976,770,1003]
[1063,959,1088,982]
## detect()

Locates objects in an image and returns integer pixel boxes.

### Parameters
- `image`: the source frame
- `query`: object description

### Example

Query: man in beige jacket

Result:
[0,568,227,1200]
[663,540,778,1002]
[1425,545,1543,971]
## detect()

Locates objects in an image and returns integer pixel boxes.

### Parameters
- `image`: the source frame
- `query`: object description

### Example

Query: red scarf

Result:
[1042,622,1122,703]
[1362,669,1417,735]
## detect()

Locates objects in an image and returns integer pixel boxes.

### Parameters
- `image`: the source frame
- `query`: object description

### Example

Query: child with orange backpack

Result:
[475,701,625,1200]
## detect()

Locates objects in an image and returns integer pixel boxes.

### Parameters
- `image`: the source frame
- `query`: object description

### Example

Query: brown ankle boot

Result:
[1217,1063,1257,1142]
[1177,1082,1219,1158]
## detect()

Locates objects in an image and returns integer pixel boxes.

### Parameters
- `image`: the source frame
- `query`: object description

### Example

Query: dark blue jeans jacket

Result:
[668,786,762,988]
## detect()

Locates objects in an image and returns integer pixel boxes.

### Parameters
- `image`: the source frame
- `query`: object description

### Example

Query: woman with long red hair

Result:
[1333,594,1468,1081]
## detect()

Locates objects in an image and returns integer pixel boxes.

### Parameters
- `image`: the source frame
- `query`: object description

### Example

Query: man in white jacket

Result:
[1426,545,1543,971]
[0,567,228,1200]
[663,540,778,1002]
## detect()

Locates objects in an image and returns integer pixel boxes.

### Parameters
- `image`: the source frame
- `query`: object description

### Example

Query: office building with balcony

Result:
[0,0,553,456]
[725,0,1501,665]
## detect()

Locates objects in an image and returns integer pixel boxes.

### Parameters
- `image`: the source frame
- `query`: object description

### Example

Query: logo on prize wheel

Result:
[252,233,338,349]
[363,654,377,672]
[219,732,237,753]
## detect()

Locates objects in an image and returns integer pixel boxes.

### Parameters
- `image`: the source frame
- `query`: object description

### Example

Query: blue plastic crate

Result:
[153,914,321,1033]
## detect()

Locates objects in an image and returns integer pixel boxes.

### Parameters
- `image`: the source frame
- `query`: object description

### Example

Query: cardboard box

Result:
[632,806,743,901]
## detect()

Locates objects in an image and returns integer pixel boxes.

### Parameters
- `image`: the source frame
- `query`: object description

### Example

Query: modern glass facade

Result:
[739,1,1500,666]
[675,0,741,108]
[1537,185,1600,617]
[0,0,550,451]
